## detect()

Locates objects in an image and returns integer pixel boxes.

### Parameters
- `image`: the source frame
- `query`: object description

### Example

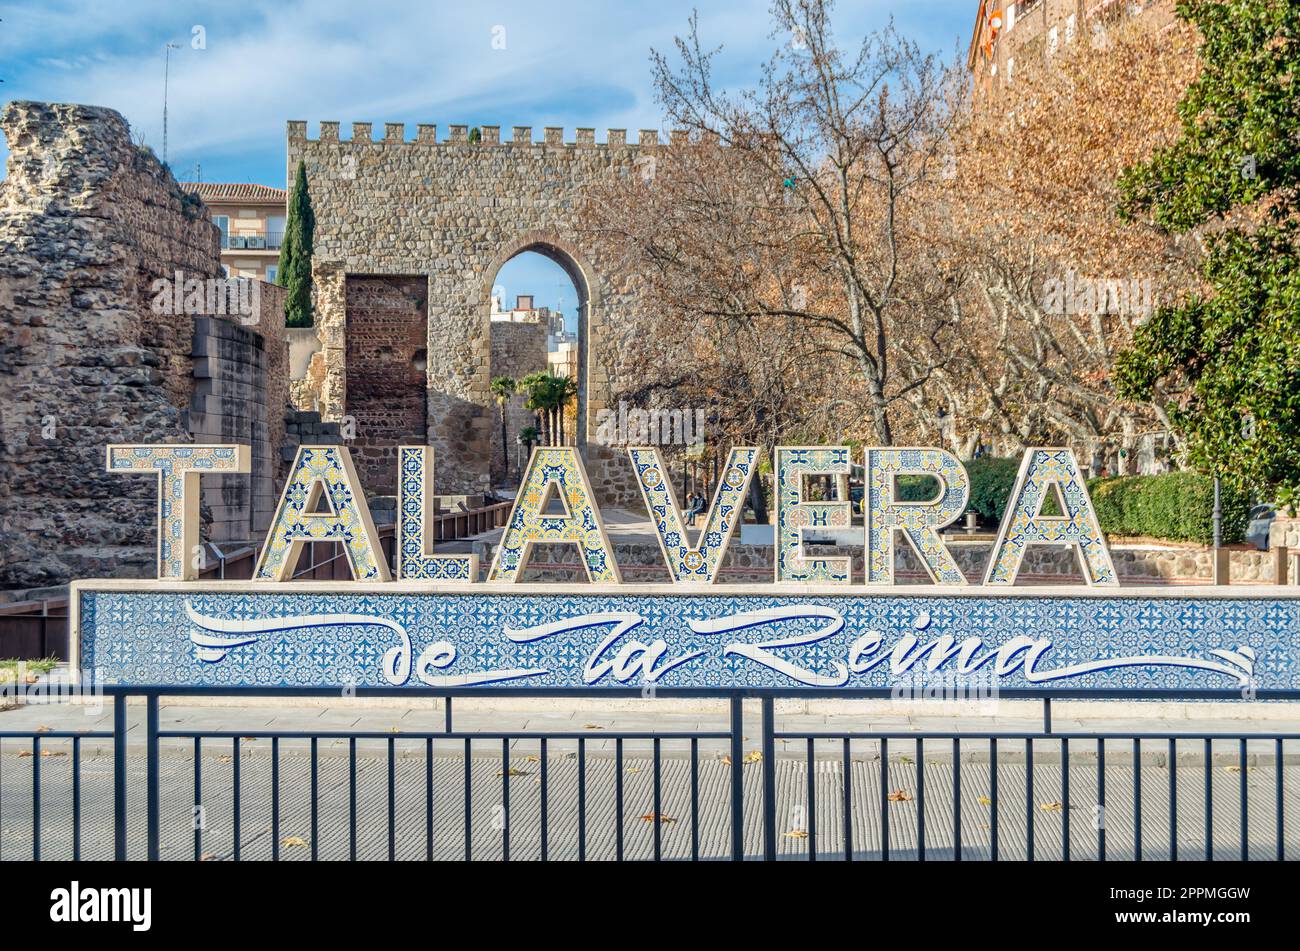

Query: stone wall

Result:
[0,101,290,590]
[489,320,546,485]
[287,122,654,504]
[343,275,429,495]
[478,539,1283,585]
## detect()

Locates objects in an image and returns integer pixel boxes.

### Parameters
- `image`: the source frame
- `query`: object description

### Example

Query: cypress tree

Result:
[279,159,315,327]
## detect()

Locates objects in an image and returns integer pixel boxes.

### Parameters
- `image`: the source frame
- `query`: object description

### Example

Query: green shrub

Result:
[965,457,1022,524]
[1086,472,1248,545]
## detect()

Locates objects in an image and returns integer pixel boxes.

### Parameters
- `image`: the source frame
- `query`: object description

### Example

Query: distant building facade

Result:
[181,182,288,283]
[968,0,1176,98]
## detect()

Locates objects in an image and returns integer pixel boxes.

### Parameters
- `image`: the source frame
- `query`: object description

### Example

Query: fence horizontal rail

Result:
[0,688,1295,861]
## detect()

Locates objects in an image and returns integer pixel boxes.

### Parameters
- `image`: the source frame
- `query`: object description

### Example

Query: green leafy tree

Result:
[278,160,315,328]
[490,375,517,480]
[1116,0,1300,501]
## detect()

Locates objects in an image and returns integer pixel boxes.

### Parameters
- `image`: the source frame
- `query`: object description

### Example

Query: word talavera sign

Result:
[73,442,1296,692]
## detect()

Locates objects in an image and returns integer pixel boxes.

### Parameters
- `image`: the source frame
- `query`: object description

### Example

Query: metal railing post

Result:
[113,694,128,861]
[147,693,160,861]
[730,695,745,861]
[761,697,776,861]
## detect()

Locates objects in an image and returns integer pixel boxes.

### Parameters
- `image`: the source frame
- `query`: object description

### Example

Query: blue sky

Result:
[0,0,975,317]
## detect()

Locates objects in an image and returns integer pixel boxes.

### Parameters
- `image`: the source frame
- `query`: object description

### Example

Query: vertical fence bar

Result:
[1134,738,1142,861]
[1026,738,1035,862]
[578,738,587,861]
[615,738,624,862]
[114,697,128,861]
[1204,737,1213,862]
[842,738,852,862]
[500,737,510,863]
[1277,738,1285,863]
[348,736,357,862]
[879,737,889,862]
[311,737,319,862]
[1061,738,1071,862]
[425,737,433,862]
[463,738,472,861]
[761,697,776,862]
[146,695,159,861]
[730,696,744,862]
[1239,738,1248,862]
[72,736,82,862]
[916,737,926,862]
[272,737,281,862]
[806,737,817,862]
[31,736,40,862]
[388,737,396,862]
[1169,737,1178,861]
[539,738,548,862]
[990,738,999,862]
[952,737,962,862]
[690,738,700,862]
[232,737,241,861]
[1097,739,1106,862]
[653,737,662,862]
[192,737,201,861]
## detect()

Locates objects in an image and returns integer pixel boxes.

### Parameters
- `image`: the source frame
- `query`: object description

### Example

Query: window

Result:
[265,265,278,284]
[213,215,229,248]
[265,215,286,249]
[1006,58,1014,83]
[1065,14,1077,44]
[1048,26,1059,54]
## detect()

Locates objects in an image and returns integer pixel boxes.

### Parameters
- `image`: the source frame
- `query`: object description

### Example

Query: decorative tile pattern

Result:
[488,447,620,583]
[253,446,390,582]
[76,587,1296,692]
[866,448,969,585]
[105,444,250,580]
[628,447,758,584]
[395,446,477,581]
[985,448,1118,586]
[774,447,853,583]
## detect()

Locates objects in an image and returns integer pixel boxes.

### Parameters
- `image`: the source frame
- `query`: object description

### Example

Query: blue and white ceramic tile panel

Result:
[105,445,249,580]
[986,448,1117,586]
[489,448,620,583]
[774,447,853,583]
[254,446,388,582]
[629,447,758,583]
[866,448,969,585]
[77,589,1296,691]
[396,446,476,581]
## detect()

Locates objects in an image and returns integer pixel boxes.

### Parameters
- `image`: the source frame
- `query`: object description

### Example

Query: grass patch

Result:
[0,657,59,684]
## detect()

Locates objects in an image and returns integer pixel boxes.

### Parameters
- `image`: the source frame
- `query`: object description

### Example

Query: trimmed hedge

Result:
[889,459,1247,545]
[1087,472,1248,546]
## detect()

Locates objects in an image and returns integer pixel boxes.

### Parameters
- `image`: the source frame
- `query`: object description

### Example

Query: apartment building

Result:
[968,0,1176,97]
[181,182,288,282]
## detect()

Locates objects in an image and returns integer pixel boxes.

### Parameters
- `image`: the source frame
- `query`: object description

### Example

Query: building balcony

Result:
[222,231,284,251]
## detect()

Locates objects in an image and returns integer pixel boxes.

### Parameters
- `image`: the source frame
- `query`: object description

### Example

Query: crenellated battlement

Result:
[287,120,663,148]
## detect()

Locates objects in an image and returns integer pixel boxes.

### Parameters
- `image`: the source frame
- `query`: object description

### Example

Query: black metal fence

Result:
[0,687,1296,861]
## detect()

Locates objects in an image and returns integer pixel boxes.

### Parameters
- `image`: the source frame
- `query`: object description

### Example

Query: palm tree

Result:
[518,425,540,463]
[520,371,558,445]
[490,375,516,481]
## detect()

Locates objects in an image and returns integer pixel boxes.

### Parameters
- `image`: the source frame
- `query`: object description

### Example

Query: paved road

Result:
[3,737,1297,861]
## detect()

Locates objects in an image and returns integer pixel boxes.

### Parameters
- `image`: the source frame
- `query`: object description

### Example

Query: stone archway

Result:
[482,234,596,451]
[289,121,651,506]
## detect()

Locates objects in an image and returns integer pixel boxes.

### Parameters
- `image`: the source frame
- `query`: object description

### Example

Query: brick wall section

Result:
[489,320,547,485]
[344,276,429,495]
[0,101,291,590]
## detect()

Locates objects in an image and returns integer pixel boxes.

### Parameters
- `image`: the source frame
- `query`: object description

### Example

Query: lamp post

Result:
[163,42,180,166]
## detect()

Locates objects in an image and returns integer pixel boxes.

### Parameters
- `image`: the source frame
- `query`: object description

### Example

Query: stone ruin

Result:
[0,102,292,592]
[287,120,660,507]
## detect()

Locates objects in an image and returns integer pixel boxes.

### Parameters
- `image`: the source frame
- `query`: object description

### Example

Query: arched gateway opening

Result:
[484,239,591,489]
